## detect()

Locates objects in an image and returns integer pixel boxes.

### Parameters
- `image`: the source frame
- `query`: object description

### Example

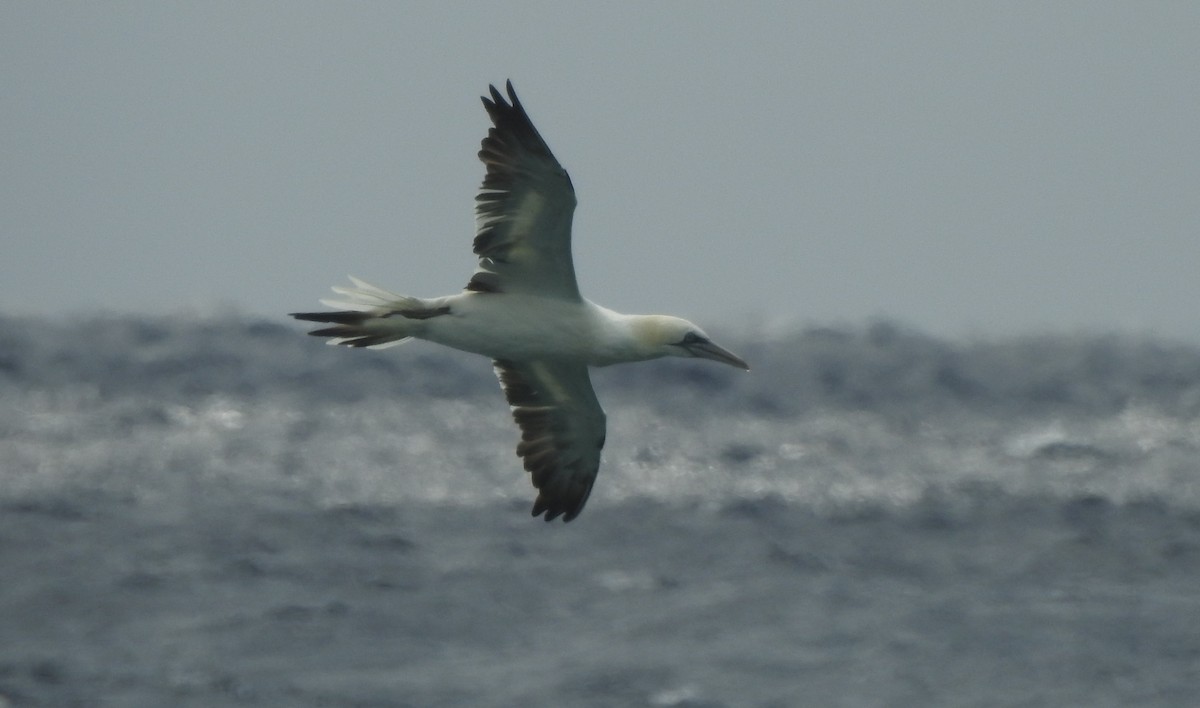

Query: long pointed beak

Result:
[690,340,750,370]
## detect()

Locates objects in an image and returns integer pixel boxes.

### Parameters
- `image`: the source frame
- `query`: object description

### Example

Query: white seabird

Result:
[292,81,748,522]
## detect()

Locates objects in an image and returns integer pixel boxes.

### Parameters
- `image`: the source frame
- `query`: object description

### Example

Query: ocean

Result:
[2,314,1198,707]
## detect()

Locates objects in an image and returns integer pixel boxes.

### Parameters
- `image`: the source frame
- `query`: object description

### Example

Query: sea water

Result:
[2,315,1198,706]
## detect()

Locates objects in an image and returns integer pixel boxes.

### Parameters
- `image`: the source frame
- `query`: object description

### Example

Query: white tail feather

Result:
[323,276,424,314]
[293,276,435,349]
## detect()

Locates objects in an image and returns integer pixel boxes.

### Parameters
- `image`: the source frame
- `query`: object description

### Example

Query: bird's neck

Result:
[584,312,669,366]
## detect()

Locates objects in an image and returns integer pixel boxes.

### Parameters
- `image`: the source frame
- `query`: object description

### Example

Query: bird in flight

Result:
[292,81,748,522]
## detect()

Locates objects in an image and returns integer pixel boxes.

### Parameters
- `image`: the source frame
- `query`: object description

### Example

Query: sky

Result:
[3,2,1199,342]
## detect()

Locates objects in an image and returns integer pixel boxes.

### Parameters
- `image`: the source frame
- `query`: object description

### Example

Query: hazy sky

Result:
[4,2,1199,341]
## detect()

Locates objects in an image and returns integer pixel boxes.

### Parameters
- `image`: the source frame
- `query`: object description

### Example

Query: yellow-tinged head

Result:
[628,315,750,370]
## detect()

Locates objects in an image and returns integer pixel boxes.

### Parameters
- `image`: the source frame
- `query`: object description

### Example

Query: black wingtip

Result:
[483,80,519,109]
[530,497,585,523]
[531,496,574,523]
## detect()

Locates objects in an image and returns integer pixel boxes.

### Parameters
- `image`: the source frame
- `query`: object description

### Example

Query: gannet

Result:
[292,81,748,522]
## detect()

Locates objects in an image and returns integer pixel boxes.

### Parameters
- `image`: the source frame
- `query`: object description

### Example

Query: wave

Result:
[3,314,1199,516]
[5,315,1200,415]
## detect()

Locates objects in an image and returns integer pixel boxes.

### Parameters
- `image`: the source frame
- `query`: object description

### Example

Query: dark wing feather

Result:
[469,81,580,300]
[494,359,606,522]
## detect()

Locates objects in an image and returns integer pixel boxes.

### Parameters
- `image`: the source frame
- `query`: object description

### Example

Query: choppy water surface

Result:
[2,315,1199,706]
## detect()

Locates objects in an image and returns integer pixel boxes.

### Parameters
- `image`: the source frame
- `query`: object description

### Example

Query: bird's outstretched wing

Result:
[493,359,606,522]
[467,81,581,301]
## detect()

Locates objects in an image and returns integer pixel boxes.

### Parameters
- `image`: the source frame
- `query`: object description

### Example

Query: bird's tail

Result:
[290,276,441,349]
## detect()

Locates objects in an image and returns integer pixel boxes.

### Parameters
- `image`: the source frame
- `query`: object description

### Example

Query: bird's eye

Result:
[679,332,705,346]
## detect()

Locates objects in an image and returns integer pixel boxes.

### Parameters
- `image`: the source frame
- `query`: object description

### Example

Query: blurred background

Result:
[3,2,1199,341]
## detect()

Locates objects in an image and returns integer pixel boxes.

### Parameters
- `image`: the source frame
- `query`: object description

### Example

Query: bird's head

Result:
[632,315,750,370]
